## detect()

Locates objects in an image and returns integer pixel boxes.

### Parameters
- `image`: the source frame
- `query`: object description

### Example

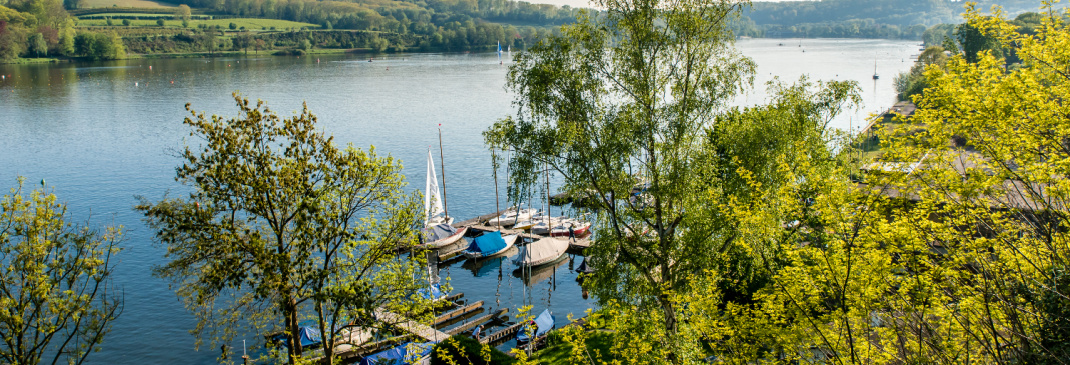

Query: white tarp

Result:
[514,237,568,266]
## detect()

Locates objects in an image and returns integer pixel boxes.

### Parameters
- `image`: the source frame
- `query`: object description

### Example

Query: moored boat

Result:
[549,219,591,237]
[424,150,453,227]
[461,230,519,259]
[486,206,537,227]
[529,216,568,235]
[513,236,569,268]
[517,308,555,344]
[420,223,469,249]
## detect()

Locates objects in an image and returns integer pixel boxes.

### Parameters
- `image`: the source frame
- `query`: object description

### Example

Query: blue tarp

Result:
[270,326,322,350]
[359,342,435,365]
[423,223,458,243]
[517,309,555,343]
[416,284,444,301]
[464,231,507,256]
[297,326,321,348]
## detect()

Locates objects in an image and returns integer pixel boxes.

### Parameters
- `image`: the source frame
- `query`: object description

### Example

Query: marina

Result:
[0,38,919,364]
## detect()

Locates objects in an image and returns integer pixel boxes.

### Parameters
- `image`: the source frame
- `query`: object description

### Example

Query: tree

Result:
[57,18,73,55]
[0,178,123,365]
[107,31,123,59]
[174,4,191,21]
[233,32,252,53]
[157,18,164,26]
[120,18,129,26]
[875,4,1070,362]
[27,31,45,56]
[484,0,862,361]
[137,93,428,364]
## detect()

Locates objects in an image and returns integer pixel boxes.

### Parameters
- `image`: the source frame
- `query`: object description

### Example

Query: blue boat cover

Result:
[298,326,322,348]
[359,342,435,365]
[416,284,444,301]
[465,231,506,256]
[424,223,458,243]
[517,309,555,343]
[270,326,322,350]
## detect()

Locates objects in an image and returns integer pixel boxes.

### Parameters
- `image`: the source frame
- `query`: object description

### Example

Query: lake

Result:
[0,37,917,364]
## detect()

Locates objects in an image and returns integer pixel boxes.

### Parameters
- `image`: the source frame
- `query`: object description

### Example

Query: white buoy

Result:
[135,82,139,87]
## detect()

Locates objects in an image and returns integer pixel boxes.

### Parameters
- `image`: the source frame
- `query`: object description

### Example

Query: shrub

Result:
[430,335,515,365]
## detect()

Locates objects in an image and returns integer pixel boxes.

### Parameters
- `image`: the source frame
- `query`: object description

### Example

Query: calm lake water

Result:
[0,37,917,364]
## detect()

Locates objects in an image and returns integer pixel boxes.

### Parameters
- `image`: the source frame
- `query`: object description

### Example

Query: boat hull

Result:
[512,237,569,268]
[421,226,468,249]
[550,222,591,237]
[462,234,518,259]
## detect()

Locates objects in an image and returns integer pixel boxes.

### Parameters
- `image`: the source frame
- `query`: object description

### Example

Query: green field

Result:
[77,18,320,30]
[81,0,176,8]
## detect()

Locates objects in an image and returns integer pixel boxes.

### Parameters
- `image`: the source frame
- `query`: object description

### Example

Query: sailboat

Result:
[872,58,880,80]
[421,149,467,249]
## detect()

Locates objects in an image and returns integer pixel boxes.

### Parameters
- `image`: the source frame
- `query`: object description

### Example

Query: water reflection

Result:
[460,249,516,278]
[513,256,567,287]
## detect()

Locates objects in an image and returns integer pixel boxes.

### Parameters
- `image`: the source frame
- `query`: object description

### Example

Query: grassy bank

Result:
[0,57,66,64]
[76,18,320,30]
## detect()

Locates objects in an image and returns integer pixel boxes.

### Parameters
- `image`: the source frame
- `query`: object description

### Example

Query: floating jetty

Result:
[447,308,508,336]
[480,321,524,345]
[433,301,484,328]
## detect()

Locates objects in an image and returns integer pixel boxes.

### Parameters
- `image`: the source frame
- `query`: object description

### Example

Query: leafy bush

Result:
[430,335,515,365]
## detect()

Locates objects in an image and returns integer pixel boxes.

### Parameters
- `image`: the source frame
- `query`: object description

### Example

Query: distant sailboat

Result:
[872,58,880,80]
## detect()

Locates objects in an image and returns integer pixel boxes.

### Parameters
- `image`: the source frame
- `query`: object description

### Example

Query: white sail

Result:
[425,149,446,226]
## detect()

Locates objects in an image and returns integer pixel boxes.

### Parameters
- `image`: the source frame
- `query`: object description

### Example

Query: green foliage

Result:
[685,3,1070,363]
[430,335,515,365]
[71,30,122,59]
[174,3,190,21]
[137,93,427,365]
[27,31,44,55]
[0,177,123,365]
[894,45,947,101]
[874,4,1070,362]
[486,0,863,361]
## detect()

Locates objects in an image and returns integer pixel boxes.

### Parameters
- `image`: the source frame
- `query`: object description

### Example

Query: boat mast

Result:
[438,125,449,220]
[493,147,501,230]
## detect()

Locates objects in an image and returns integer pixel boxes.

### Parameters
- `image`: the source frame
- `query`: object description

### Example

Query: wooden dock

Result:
[433,301,484,327]
[480,321,524,345]
[446,308,508,336]
[374,308,450,343]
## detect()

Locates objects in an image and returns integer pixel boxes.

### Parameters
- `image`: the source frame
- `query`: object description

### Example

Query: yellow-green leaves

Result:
[0,177,122,365]
[138,93,426,364]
